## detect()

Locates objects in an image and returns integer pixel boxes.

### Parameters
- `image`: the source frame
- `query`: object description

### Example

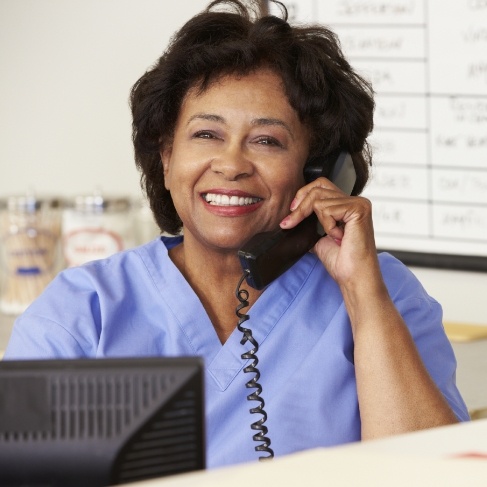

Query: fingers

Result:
[281,197,348,237]
[279,177,378,286]
[290,176,345,211]
[280,177,362,235]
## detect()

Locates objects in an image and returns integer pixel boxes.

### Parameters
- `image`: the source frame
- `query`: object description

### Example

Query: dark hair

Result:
[130,0,374,235]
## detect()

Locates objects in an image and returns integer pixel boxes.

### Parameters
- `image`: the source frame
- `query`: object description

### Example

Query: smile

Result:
[203,193,262,206]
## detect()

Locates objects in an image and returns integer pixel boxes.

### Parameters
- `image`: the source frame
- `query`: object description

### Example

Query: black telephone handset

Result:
[238,150,357,290]
[235,152,356,460]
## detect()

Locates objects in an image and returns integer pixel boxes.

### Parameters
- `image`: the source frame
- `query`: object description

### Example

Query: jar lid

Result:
[68,194,131,213]
[0,195,63,212]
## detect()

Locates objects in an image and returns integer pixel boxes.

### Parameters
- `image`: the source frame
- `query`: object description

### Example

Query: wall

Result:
[0,0,486,325]
[409,266,486,325]
[0,0,209,197]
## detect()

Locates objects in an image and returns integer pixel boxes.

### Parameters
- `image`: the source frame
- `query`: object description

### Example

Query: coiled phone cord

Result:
[235,270,274,461]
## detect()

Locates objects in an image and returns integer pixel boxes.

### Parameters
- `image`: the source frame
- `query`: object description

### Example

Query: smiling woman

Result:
[4,0,469,472]
[161,70,309,257]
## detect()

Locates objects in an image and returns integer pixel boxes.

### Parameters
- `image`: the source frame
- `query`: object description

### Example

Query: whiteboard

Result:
[270,0,487,271]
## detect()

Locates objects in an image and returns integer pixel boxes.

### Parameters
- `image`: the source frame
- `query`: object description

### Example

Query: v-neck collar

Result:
[140,237,319,391]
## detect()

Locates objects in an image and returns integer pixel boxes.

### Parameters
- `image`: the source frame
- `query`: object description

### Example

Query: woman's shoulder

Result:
[4,237,182,359]
[60,235,178,281]
[13,237,176,311]
[377,252,436,304]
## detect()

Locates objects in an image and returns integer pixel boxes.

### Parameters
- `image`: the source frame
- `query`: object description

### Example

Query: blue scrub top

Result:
[4,236,469,468]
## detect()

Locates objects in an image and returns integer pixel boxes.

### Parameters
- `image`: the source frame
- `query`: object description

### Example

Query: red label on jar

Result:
[63,227,124,266]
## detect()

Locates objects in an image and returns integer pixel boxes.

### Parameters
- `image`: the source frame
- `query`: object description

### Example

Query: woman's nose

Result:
[210,145,254,181]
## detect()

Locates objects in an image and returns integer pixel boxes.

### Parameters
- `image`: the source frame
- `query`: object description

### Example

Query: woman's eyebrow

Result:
[187,113,226,124]
[251,117,294,140]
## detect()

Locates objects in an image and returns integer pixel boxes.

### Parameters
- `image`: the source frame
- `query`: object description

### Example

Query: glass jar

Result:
[0,195,63,315]
[62,193,133,267]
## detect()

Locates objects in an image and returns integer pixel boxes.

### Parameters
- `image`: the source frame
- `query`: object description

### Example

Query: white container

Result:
[0,195,63,315]
[62,194,133,267]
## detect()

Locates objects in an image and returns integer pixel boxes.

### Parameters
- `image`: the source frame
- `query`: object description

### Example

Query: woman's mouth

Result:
[202,193,262,206]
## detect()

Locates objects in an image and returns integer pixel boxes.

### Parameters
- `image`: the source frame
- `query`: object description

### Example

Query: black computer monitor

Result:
[0,356,205,487]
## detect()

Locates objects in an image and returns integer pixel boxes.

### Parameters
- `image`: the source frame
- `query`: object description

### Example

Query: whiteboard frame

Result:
[379,249,487,272]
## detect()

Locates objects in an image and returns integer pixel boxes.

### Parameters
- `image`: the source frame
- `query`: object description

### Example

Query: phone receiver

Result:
[238,150,356,290]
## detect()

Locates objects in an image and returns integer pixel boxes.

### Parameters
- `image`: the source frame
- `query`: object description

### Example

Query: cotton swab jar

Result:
[0,195,63,315]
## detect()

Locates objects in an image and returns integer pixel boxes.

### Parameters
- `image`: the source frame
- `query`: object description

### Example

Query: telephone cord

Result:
[235,270,274,461]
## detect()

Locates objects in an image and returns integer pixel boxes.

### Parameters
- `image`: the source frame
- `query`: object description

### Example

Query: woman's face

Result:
[161,68,310,252]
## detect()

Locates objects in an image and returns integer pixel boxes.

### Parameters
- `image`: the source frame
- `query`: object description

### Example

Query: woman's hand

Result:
[279,176,381,288]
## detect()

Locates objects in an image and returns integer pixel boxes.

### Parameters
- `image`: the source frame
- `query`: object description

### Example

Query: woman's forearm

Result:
[342,278,459,440]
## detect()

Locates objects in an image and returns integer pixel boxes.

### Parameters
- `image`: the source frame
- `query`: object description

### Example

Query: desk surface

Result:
[124,420,487,487]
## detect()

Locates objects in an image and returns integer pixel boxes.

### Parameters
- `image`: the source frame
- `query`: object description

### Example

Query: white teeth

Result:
[203,193,260,206]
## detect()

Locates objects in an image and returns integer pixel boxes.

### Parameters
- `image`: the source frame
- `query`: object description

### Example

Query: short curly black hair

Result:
[130,0,374,235]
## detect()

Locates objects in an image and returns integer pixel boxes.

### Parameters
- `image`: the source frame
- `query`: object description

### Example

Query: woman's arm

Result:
[280,178,461,438]
[340,270,459,438]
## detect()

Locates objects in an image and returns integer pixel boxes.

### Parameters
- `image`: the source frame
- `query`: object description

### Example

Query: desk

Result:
[123,420,487,487]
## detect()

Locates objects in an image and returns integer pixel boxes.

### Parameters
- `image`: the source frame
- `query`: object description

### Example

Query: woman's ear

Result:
[160,147,172,190]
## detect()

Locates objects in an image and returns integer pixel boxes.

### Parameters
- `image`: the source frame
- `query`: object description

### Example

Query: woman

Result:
[5,0,468,468]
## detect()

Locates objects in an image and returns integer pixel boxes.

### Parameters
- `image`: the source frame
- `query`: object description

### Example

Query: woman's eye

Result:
[255,136,283,147]
[193,130,217,139]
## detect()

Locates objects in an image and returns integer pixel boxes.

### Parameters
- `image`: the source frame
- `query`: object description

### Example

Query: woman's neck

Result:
[168,239,262,343]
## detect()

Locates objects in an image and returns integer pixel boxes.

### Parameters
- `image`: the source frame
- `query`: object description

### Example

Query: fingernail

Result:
[280,215,291,227]
[289,198,298,211]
